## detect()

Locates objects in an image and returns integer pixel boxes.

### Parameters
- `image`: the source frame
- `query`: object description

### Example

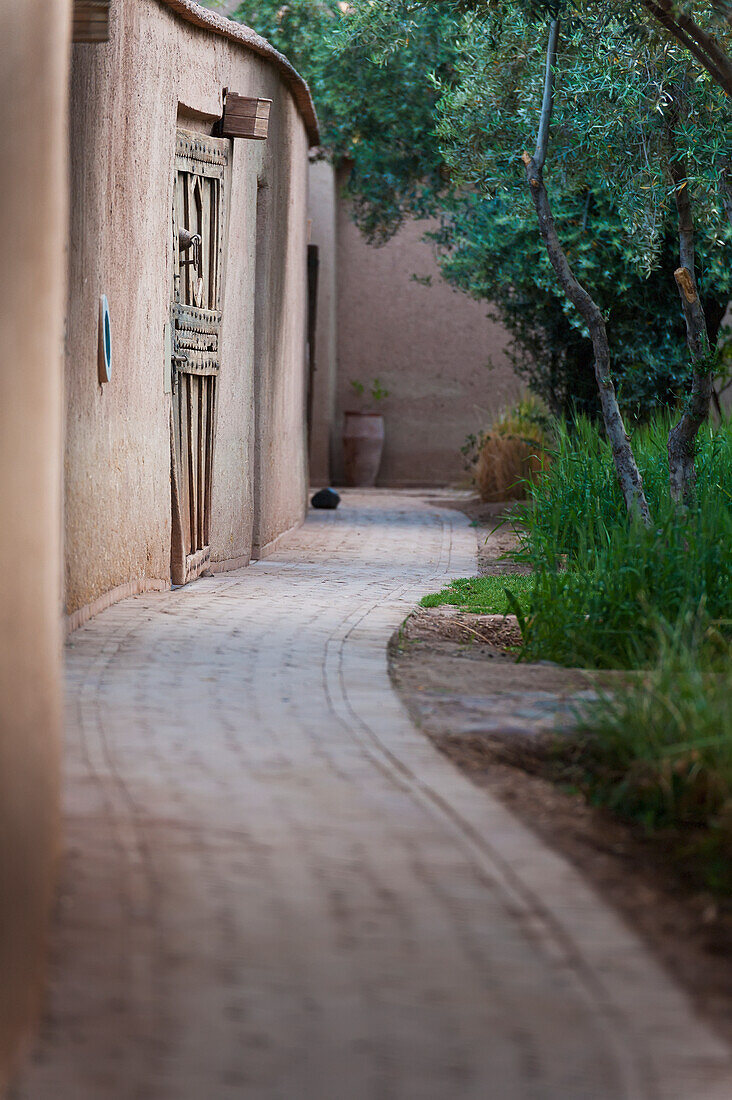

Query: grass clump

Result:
[511,413,732,894]
[570,620,732,894]
[463,395,552,503]
[420,575,534,616]
[514,415,732,669]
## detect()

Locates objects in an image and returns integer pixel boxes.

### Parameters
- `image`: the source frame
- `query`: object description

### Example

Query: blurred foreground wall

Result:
[0,0,70,1086]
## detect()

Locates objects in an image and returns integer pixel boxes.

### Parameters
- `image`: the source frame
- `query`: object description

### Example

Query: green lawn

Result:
[420,575,533,616]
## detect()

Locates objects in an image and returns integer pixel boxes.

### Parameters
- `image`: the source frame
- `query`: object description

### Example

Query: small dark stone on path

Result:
[311,488,340,509]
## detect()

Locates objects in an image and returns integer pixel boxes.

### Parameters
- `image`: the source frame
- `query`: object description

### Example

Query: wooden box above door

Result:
[217,93,272,141]
[73,0,111,42]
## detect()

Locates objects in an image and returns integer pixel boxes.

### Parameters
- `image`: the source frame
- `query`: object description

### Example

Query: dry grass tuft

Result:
[465,395,552,503]
[475,431,550,502]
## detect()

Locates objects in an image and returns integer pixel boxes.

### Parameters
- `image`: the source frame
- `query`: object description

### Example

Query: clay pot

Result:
[342,411,385,487]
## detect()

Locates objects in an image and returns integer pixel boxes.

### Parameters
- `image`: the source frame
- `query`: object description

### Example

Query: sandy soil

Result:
[391,496,732,1045]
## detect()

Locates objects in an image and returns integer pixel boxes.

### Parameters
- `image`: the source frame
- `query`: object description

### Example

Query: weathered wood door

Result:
[170,130,229,585]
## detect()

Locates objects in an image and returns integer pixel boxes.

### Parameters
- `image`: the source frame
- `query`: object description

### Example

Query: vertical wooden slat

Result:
[190,173,199,304]
[172,185,180,308]
[178,375,191,555]
[197,375,206,549]
[177,376,187,550]
[217,177,224,310]
[210,179,220,310]
[175,174,182,299]
[169,402,186,585]
[187,375,197,552]
[204,377,216,545]
[181,174,189,305]
[201,177,212,311]
[194,174,203,306]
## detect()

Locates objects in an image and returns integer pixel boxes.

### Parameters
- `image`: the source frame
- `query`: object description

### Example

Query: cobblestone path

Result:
[14,492,732,1099]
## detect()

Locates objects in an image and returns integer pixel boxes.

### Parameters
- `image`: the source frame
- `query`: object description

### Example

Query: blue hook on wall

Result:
[98,294,112,384]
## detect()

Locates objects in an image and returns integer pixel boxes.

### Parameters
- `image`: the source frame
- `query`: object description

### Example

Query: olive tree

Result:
[228,0,732,507]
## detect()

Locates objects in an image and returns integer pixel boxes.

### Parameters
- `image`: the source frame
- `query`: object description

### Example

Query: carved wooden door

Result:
[170,130,229,585]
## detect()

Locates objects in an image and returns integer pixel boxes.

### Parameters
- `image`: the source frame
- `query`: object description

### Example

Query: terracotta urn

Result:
[342,411,385,487]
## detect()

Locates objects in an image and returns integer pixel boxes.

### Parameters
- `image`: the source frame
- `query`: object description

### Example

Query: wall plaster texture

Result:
[65,0,312,615]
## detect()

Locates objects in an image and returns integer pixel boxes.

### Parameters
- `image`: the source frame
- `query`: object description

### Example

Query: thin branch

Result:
[654,0,732,72]
[643,0,732,96]
[646,1,730,87]
[533,18,559,170]
[670,166,695,277]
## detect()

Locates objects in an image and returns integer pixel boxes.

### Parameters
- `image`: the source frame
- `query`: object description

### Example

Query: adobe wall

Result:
[65,0,311,616]
[0,0,69,1086]
[251,113,310,557]
[334,205,522,486]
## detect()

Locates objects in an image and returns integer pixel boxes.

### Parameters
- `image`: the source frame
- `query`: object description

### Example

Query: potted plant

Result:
[342,378,389,487]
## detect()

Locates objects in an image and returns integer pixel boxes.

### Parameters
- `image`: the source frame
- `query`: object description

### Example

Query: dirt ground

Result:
[390,496,732,1046]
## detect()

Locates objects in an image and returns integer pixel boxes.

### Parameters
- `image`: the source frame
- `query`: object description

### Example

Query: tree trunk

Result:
[524,20,651,523]
[667,144,713,503]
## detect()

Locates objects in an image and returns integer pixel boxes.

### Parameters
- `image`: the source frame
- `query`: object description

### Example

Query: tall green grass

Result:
[513,416,732,669]
[491,413,732,893]
[572,619,732,894]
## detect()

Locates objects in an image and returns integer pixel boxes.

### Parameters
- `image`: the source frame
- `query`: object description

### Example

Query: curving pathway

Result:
[14,492,732,1099]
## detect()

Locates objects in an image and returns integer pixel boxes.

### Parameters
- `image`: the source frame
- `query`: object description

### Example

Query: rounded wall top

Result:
[157,0,320,145]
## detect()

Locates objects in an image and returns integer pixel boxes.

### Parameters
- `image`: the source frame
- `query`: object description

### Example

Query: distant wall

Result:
[0,0,69,1085]
[65,0,312,616]
[333,208,521,486]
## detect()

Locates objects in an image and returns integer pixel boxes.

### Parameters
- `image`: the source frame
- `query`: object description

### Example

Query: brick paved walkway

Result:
[14,492,732,1099]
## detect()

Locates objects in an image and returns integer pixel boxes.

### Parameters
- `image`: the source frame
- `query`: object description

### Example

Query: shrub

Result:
[466,396,552,502]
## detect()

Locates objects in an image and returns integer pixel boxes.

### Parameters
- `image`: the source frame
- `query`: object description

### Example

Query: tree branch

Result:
[523,20,651,523]
[667,109,713,503]
[643,0,732,96]
[654,0,732,69]
[533,18,559,170]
